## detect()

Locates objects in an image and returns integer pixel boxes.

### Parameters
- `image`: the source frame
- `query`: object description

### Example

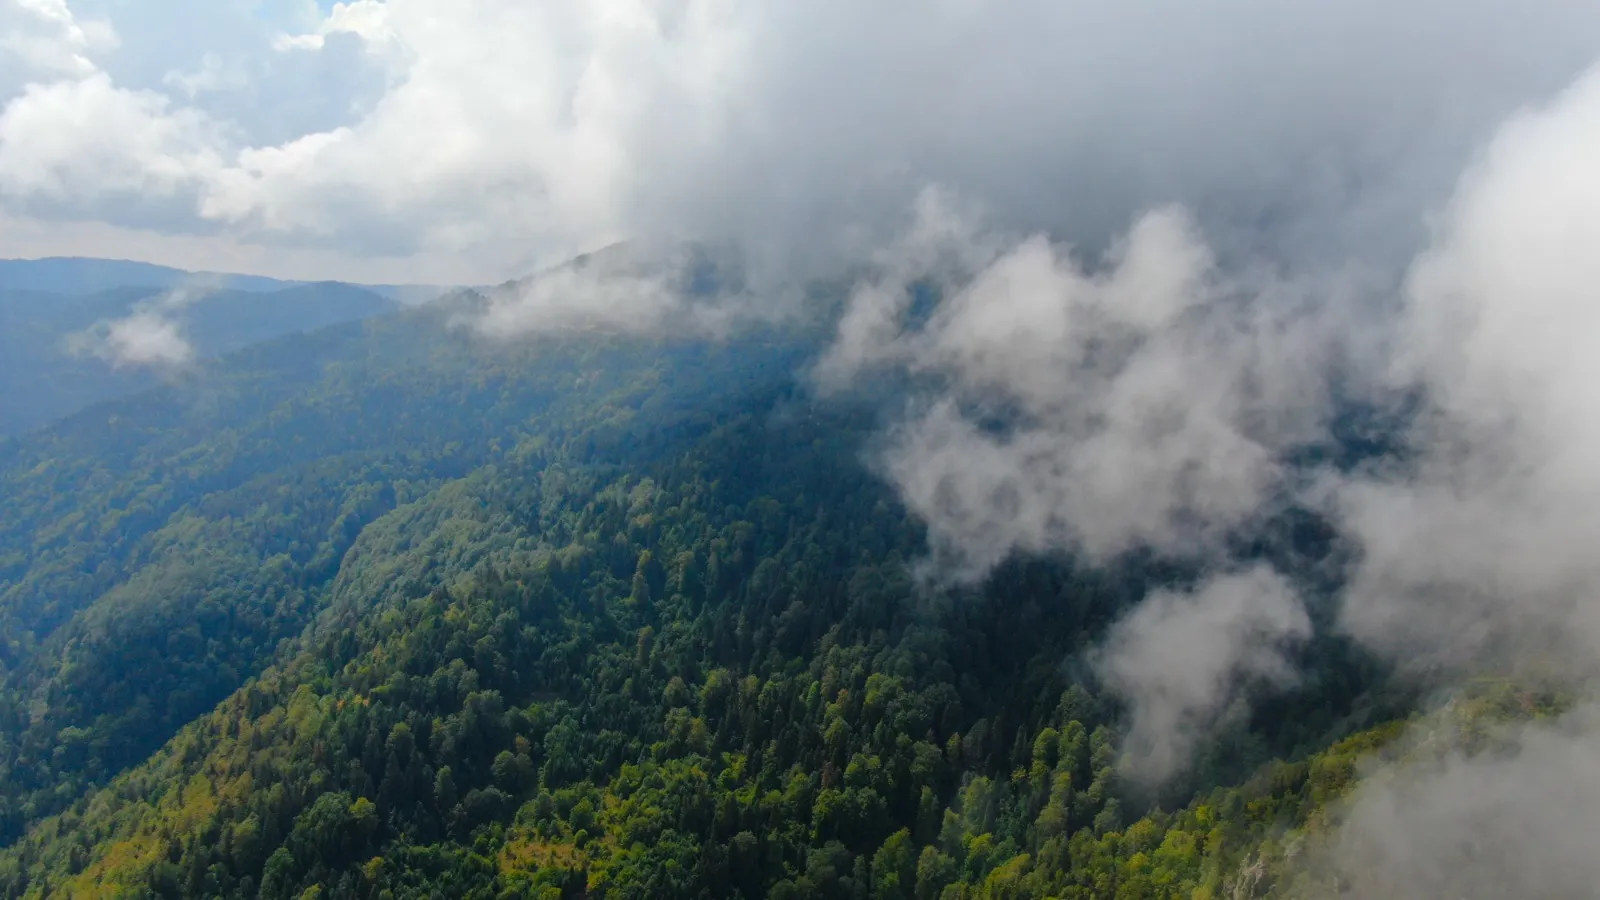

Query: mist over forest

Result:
[2,1,1599,897]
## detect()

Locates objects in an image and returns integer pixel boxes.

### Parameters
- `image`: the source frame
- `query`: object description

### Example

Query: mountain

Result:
[0,257,447,304]
[0,282,1546,899]
[0,258,296,296]
[0,282,396,437]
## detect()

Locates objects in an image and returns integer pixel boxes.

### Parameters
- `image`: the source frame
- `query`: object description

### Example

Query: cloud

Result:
[86,311,194,367]
[1032,53,1600,881]
[5,0,1600,282]
[67,280,217,368]
[1093,565,1310,785]
[0,0,114,92]
[1233,59,1600,898]
[272,0,395,51]
[1334,63,1600,681]
[1289,704,1600,899]
[814,193,1341,790]
[820,193,1345,579]
[799,25,1600,816]
[802,35,1600,805]
[0,73,224,216]
[457,240,773,339]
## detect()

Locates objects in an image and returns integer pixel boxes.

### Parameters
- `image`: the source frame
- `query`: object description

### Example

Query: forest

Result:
[0,281,394,437]
[0,292,1557,899]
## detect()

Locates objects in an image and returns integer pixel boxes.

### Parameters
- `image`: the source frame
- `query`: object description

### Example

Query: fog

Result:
[6,1,1600,282]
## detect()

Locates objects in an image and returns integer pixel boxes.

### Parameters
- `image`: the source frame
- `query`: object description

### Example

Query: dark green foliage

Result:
[0,305,806,845]
[0,302,1406,898]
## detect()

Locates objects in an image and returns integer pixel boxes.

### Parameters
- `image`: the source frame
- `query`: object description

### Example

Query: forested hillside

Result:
[0,294,809,845]
[0,284,1495,898]
[0,282,394,437]
[5,0,1593,892]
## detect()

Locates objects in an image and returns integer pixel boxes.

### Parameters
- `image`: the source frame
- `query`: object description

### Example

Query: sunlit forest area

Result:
[0,294,1553,899]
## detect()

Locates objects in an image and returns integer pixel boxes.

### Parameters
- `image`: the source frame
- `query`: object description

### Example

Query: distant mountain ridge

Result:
[0,256,449,304]
[0,281,398,437]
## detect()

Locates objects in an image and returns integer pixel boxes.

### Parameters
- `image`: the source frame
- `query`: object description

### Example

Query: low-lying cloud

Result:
[1335,64,1600,682]
[1289,704,1600,899]
[818,195,1346,579]
[809,42,1600,899]
[1261,56,1600,900]
[81,309,193,367]
[1093,565,1310,786]
[457,240,779,341]
[67,280,215,368]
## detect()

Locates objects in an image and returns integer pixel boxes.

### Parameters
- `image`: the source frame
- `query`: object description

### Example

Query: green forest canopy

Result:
[0,297,1552,899]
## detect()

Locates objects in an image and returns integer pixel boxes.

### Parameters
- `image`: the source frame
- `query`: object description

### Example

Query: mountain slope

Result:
[0,296,810,847]
[0,282,395,437]
[0,300,1404,898]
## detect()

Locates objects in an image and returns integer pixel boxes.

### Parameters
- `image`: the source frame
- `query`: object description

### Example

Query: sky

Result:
[5,0,1600,285]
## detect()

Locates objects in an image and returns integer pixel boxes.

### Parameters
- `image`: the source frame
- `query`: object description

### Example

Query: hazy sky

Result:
[4,0,1600,284]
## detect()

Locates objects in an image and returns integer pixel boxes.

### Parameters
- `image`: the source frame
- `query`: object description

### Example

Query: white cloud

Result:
[459,240,768,339]
[1334,63,1600,680]
[821,194,1343,579]
[66,280,216,368]
[192,0,746,268]
[1095,566,1310,786]
[0,73,224,210]
[0,0,114,90]
[797,22,1600,803]
[90,311,194,367]
[1301,705,1600,898]
[3,0,1600,282]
